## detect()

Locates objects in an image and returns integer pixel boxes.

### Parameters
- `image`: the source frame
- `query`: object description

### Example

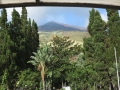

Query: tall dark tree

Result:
[83,8,112,89]
[31,20,39,52]
[0,8,7,29]
[26,18,33,64]
[107,9,120,89]
[88,8,96,36]
[9,8,26,69]
[21,7,39,68]
[0,7,39,89]
[0,8,16,90]
[21,7,28,37]
[20,7,28,69]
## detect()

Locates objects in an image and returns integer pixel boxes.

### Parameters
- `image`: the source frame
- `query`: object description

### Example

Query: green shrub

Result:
[16,68,41,90]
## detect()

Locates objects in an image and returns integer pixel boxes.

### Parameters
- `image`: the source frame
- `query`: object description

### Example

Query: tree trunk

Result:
[114,47,120,90]
[43,81,45,90]
[7,85,10,90]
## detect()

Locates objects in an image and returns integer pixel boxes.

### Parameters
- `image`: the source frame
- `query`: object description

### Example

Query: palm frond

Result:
[27,60,38,66]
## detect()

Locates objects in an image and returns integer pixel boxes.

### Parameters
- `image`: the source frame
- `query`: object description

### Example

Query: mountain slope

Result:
[38,21,86,32]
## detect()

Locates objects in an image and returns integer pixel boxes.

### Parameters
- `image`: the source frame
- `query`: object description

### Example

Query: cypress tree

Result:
[0,8,16,89]
[106,9,120,52]
[25,18,35,68]
[21,7,28,37]
[20,7,28,69]
[9,8,25,69]
[27,18,32,60]
[0,7,39,89]
[0,8,7,29]
[31,20,39,52]
[106,9,120,89]
[83,8,111,89]
[21,7,39,68]
[83,9,97,89]
[88,8,96,36]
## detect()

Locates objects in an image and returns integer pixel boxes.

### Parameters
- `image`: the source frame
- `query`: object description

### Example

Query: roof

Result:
[0,0,120,9]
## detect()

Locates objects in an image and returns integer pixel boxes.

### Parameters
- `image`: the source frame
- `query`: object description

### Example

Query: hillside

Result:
[38,31,90,46]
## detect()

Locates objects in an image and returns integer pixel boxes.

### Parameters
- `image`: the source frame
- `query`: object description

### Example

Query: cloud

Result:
[46,15,66,24]
[2,7,120,28]
[26,7,91,27]
[5,7,91,27]
[4,7,109,28]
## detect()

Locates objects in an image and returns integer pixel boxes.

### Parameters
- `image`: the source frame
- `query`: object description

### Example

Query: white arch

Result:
[0,0,120,9]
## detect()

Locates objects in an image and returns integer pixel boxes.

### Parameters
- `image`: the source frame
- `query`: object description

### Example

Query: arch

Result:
[0,0,120,9]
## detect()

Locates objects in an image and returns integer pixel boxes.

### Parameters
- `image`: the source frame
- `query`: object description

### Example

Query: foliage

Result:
[16,69,40,90]
[1,7,120,90]
[28,43,52,90]
[0,7,39,90]
[109,58,120,87]
[83,8,112,90]
[81,8,120,90]
[0,69,8,90]
[48,35,82,89]
[106,9,120,89]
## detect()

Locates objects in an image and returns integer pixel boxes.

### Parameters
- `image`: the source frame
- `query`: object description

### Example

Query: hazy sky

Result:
[1,6,112,28]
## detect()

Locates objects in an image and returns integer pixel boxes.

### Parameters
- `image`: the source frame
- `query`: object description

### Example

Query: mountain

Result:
[38,21,87,32]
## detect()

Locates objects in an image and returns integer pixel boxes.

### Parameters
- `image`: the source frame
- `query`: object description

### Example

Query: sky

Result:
[0,6,114,28]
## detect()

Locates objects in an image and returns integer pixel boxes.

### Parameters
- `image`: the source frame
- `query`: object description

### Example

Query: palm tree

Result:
[27,43,52,90]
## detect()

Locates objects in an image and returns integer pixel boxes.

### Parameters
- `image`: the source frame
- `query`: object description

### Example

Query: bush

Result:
[16,68,41,90]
